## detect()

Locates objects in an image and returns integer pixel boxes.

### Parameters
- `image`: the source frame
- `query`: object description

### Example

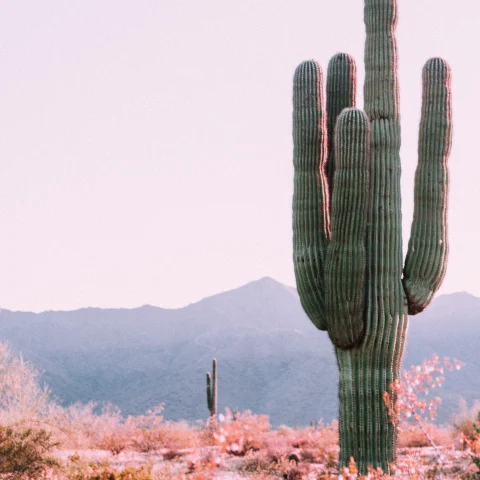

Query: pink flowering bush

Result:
[384,354,464,427]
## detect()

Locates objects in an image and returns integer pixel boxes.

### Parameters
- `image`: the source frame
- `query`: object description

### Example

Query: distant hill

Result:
[0,277,478,427]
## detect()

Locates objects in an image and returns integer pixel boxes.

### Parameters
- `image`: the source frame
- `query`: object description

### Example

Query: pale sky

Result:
[0,0,478,312]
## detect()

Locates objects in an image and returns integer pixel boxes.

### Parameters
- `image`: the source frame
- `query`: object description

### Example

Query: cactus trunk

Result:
[336,317,408,472]
[206,358,217,421]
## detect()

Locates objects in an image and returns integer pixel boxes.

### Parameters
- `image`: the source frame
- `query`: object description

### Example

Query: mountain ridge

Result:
[0,276,476,315]
[0,277,478,427]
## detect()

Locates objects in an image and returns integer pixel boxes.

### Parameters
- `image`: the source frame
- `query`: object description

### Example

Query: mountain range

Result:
[0,277,478,427]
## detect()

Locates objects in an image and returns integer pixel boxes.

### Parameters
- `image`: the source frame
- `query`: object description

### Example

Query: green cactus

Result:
[292,0,452,474]
[206,358,217,421]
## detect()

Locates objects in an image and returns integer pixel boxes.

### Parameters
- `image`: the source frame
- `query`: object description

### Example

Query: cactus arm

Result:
[326,53,357,193]
[325,108,370,349]
[206,372,212,413]
[292,61,330,330]
[403,58,453,315]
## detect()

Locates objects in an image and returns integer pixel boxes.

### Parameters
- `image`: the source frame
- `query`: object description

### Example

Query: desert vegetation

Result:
[0,343,478,479]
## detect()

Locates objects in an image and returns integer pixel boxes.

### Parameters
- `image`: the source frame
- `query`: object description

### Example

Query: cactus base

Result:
[336,314,408,475]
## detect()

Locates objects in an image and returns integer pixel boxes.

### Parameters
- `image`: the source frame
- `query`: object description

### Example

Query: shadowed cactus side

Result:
[206,358,217,422]
[292,0,452,474]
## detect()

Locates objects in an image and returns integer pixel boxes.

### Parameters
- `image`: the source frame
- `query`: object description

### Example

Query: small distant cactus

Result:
[206,358,217,421]
[309,419,322,431]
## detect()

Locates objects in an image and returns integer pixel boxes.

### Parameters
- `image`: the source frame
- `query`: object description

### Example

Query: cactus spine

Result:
[292,0,452,474]
[206,358,217,421]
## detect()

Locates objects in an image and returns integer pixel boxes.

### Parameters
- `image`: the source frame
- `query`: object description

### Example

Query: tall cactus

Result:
[292,0,452,474]
[206,358,217,421]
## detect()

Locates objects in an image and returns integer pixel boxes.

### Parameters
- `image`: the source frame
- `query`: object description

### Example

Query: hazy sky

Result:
[0,0,478,312]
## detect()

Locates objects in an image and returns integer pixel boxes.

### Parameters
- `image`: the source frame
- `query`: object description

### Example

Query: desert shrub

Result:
[384,354,464,427]
[239,422,339,479]
[210,408,270,455]
[472,412,480,465]
[273,455,311,480]
[459,410,480,477]
[162,448,188,461]
[52,402,201,453]
[0,424,59,479]
[383,354,465,477]
[291,423,333,449]
[152,465,176,480]
[398,423,453,448]
[240,444,304,475]
[48,401,109,449]
[111,405,165,454]
[148,420,199,451]
[260,421,338,469]
[240,450,273,473]
[152,456,218,480]
[68,402,135,454]
[240,450,311,479]
[65,455,154,480]
[51,402,168,453]
[454,399,480,443]
[0,343,53,425]
[185,449,222,474]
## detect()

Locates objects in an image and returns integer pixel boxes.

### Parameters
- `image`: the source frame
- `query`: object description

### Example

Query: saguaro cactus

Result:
[292,0,452,474]
[206,358,217,421]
